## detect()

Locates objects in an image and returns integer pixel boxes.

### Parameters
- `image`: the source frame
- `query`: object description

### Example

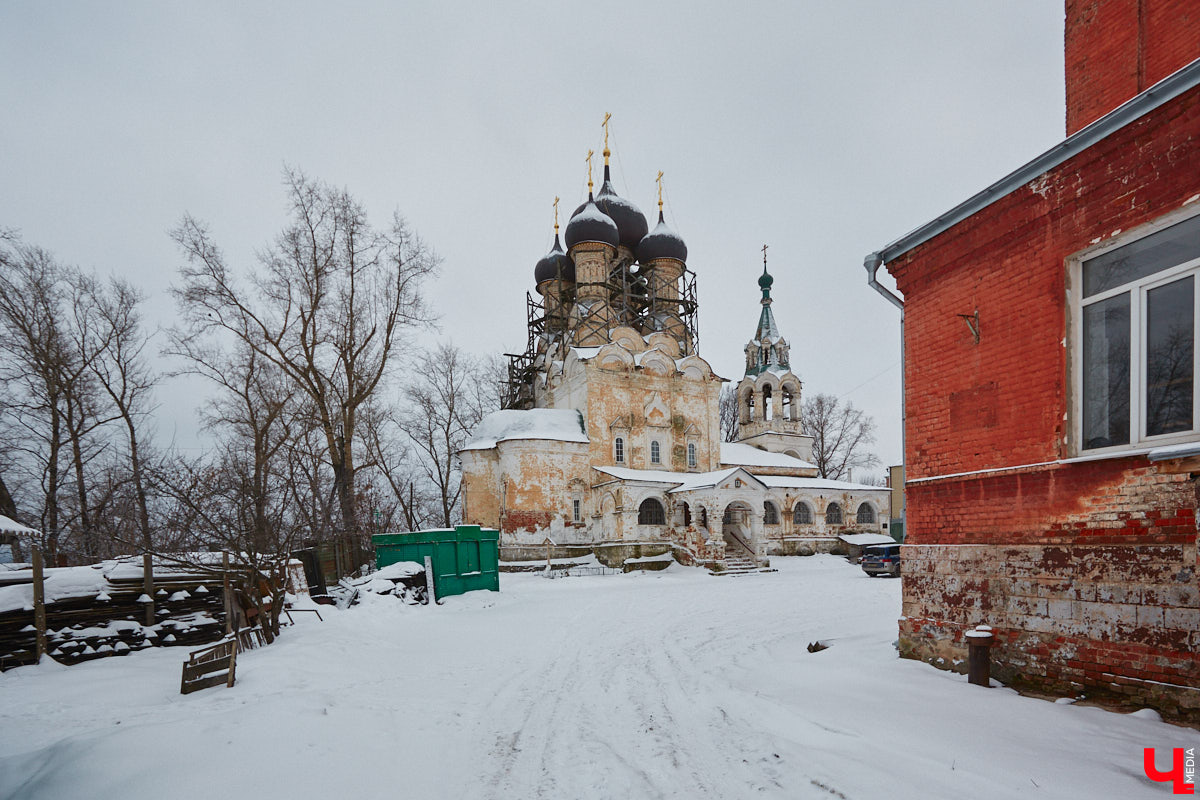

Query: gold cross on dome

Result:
[602,113,612,162]
[586,150,594,192]
[553,196,560,233]
[656,171,664,211]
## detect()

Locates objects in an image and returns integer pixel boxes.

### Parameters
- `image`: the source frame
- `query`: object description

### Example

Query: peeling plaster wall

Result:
[495,439,592,546]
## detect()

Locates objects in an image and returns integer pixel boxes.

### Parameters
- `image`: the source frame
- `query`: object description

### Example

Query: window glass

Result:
[650,440,661,464]
[572,499,581,523]
[687,442,696,468]
[1146,276,1194,436]
[793,503,811,524]
[825,502,842,525]
[763,502,778,525]
[614,437,624,462]
[1082,293,1131,448]
[1083,213,1200,297]
[856,503,876,524]
[638,498,665,525]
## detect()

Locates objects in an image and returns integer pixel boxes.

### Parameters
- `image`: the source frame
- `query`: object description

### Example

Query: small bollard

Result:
[966,625,994,687]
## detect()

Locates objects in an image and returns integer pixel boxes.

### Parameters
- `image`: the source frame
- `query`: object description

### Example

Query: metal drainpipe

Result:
[864,253,905,539]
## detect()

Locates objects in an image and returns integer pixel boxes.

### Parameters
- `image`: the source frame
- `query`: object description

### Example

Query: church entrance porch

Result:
[721,502,757,559]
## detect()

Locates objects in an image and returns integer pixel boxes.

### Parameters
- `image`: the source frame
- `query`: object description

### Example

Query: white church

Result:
[460,139,890,571]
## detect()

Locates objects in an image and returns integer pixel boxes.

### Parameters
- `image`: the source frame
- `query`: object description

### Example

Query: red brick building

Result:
[866,0,1200,719]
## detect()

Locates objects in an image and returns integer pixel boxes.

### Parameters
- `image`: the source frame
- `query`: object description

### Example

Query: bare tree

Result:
[393,343,498,528]
[0,241,90,561]
[801,393,878,481]
[171,167,438,539]
[81,275,159,554]
[362,404,438,532]
[719,384,740,442]
[154,452,297,641]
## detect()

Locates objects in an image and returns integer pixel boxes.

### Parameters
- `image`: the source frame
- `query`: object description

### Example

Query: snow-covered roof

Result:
[719,442,817,470]
[758,475,889,492]
[461,409,589,451]
[592,466,764,493]
[570,346,602,360]
[838,532,897,547]
[0,515,38,535]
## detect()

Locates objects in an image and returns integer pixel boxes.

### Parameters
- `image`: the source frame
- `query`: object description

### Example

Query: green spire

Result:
[745,246,788,377]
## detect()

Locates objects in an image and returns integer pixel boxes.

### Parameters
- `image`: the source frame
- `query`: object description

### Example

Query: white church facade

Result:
[460,138,889,570]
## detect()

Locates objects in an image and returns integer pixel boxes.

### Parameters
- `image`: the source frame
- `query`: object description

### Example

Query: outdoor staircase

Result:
[711,555,776,577]
[711,522,776,576]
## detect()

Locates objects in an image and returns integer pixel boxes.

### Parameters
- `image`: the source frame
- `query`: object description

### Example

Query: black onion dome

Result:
[593,166,648,250]
[564,194,620,250]
[636,211,688,264]
[534,234,575,284]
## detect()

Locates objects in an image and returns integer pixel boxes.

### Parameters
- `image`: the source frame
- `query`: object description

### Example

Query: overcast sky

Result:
[1,2,1067,472]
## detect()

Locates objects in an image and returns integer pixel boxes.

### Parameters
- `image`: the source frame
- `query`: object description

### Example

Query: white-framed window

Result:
[687,442,697,468]
[572,498,581,523]
[614,436,625,463]
[650,440,661,464]
[1072,210,1200,454]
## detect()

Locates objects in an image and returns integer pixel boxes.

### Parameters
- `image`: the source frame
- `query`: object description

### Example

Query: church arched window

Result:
[825,502,843,525]
[638,498,666,525]
[763,501,779,525]
[687,442,697,468]
[793,503,812,525]
[856,503,876,524]
[614,437,625,463]
[650,440,661,464]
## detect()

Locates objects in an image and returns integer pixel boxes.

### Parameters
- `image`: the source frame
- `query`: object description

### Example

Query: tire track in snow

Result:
[470,575,816,798]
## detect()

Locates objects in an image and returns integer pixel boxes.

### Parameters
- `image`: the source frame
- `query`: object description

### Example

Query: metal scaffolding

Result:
[502,262,701,410]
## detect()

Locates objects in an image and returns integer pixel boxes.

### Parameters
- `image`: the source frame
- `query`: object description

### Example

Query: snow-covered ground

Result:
[1,556,1195,799]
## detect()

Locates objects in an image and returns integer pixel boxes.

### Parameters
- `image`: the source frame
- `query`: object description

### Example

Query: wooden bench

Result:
[180,638,237,694]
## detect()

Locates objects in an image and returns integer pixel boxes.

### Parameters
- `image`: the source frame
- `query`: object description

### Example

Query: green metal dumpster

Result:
[373,525,500,598]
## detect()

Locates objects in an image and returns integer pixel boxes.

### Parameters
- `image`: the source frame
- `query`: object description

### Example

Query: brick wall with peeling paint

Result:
[885,59,1200,717]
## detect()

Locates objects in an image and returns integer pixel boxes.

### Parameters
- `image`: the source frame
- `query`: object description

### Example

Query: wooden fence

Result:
[180,638,238,694]
[0,552,230,670]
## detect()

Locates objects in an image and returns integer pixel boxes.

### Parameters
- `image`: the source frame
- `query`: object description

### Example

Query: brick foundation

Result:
[900,540,1200,720]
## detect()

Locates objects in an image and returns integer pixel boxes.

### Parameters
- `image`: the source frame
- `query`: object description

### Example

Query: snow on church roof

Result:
[758,475,890,493]
[461,409,589,451]
[719,442,817,470]
[592,466,760,493]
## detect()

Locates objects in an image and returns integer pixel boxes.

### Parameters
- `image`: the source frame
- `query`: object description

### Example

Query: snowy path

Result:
[1,555,1195,799]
